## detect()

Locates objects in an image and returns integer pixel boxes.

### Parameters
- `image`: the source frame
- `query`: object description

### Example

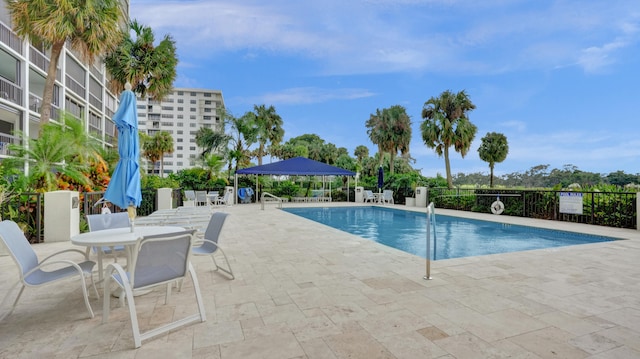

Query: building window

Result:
[203,116,211,120]
[177,138,183,142]
[191,92,196,96]
[190,123,196,127]
[190,99,196,104]
[177,130,183,134]
[190,108,196,112]
[204,93,211,97]
[177,91,183,95]
[161,106,173,110]
[189,146,196,151]
[177,114,183,119]
[190,115,196,119]
[205,100,211,105]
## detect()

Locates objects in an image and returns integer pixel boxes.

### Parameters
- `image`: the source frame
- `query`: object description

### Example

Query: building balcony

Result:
[0,131,21,156]
[0,21,22,55]
[0,77,23,106]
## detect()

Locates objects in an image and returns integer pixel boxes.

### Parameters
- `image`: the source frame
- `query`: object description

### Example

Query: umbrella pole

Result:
[127,205,136,232]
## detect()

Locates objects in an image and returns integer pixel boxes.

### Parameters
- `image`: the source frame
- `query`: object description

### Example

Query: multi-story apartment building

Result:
[136,88,225,175]
[0,3,226,177]
[0,4,128,160]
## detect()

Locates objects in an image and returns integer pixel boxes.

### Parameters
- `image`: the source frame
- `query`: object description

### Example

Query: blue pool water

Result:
[283,206,619,260]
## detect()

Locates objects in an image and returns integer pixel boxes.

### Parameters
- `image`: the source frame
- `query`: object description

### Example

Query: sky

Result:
[129,0,640,177]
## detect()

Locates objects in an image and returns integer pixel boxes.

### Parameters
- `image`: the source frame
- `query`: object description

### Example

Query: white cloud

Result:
[232,87,376,106]
[130,0,640,76]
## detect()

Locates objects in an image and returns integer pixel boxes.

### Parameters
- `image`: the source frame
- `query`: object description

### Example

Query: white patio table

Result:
[71,225,186,281]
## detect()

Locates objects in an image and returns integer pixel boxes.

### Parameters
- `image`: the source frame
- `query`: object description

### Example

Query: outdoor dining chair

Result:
[364,190,376,203]
[382,190,394,204]
[86,212,130,279]
[103,229,206,348]
[195,191,208,206]
[0,220,99,320]
[191,212,234,279]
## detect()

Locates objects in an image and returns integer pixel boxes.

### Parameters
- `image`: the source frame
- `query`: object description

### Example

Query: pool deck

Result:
[1,202,640,358]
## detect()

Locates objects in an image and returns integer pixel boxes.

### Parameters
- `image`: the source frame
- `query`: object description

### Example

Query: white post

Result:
[637,193,639,230]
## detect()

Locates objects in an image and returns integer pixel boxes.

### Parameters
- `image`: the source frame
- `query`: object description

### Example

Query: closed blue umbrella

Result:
[104,83,142,222]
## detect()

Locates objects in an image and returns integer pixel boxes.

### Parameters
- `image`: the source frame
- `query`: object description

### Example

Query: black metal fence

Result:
[428,187,637,229]
[2,187,636,243]
[0,189,168,243]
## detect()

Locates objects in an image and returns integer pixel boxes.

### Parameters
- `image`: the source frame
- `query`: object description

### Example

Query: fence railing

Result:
[1,189,166,243]
[428,187,637,229]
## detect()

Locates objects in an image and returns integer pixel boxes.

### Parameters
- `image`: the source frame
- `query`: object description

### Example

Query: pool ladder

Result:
[424,202,437,280]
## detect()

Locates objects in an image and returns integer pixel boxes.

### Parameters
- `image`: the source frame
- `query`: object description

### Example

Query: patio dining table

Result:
[71,225,186,280]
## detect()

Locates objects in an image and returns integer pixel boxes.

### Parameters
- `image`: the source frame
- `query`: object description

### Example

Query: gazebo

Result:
[234,157,356,203]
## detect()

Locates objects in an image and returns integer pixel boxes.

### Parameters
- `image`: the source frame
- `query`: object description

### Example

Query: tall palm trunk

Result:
[444,146,453,188]
[389,153,396,174]
[489,164,495,188]
[40,41,64,128]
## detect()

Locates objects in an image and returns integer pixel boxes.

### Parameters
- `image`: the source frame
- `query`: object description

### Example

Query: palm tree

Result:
[382,105,411,174]
[6,0,125,126]
[228,112,258,177]
[104,20,178,99]
[365,108,386,168]
[142,131,174,177]
[366,106,412,174]
[250,105,284,165]
[195,127,230,159]
[421,90,477,188]
[354,145,369,163]
[478,132,509,187]
[6,114,102,191]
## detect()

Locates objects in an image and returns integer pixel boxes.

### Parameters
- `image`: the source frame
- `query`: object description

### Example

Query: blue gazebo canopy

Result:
[236,157,356,176]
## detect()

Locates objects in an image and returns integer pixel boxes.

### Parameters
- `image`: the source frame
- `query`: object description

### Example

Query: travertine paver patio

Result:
[1,202,639,358]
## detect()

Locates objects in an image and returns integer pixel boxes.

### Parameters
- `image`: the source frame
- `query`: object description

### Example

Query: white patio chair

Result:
[364,190,376,203]
[382,190,394,204]
[103,229,206,348]
[216,191,232,206]
[0,220,98,320]
[183,190,196,206]
[86,212,130,279]
[195,191,208,206]
[191,212,234,279]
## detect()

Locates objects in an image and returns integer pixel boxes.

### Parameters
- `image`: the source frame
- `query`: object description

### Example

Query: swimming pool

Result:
[282,206,619,260]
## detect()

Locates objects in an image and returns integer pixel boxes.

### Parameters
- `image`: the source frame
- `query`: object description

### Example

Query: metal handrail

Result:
[261,192,283,210]
[424,202,436,280]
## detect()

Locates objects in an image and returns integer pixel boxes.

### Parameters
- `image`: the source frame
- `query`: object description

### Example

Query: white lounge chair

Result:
[0,220,99,320]
[103,229,206,348]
